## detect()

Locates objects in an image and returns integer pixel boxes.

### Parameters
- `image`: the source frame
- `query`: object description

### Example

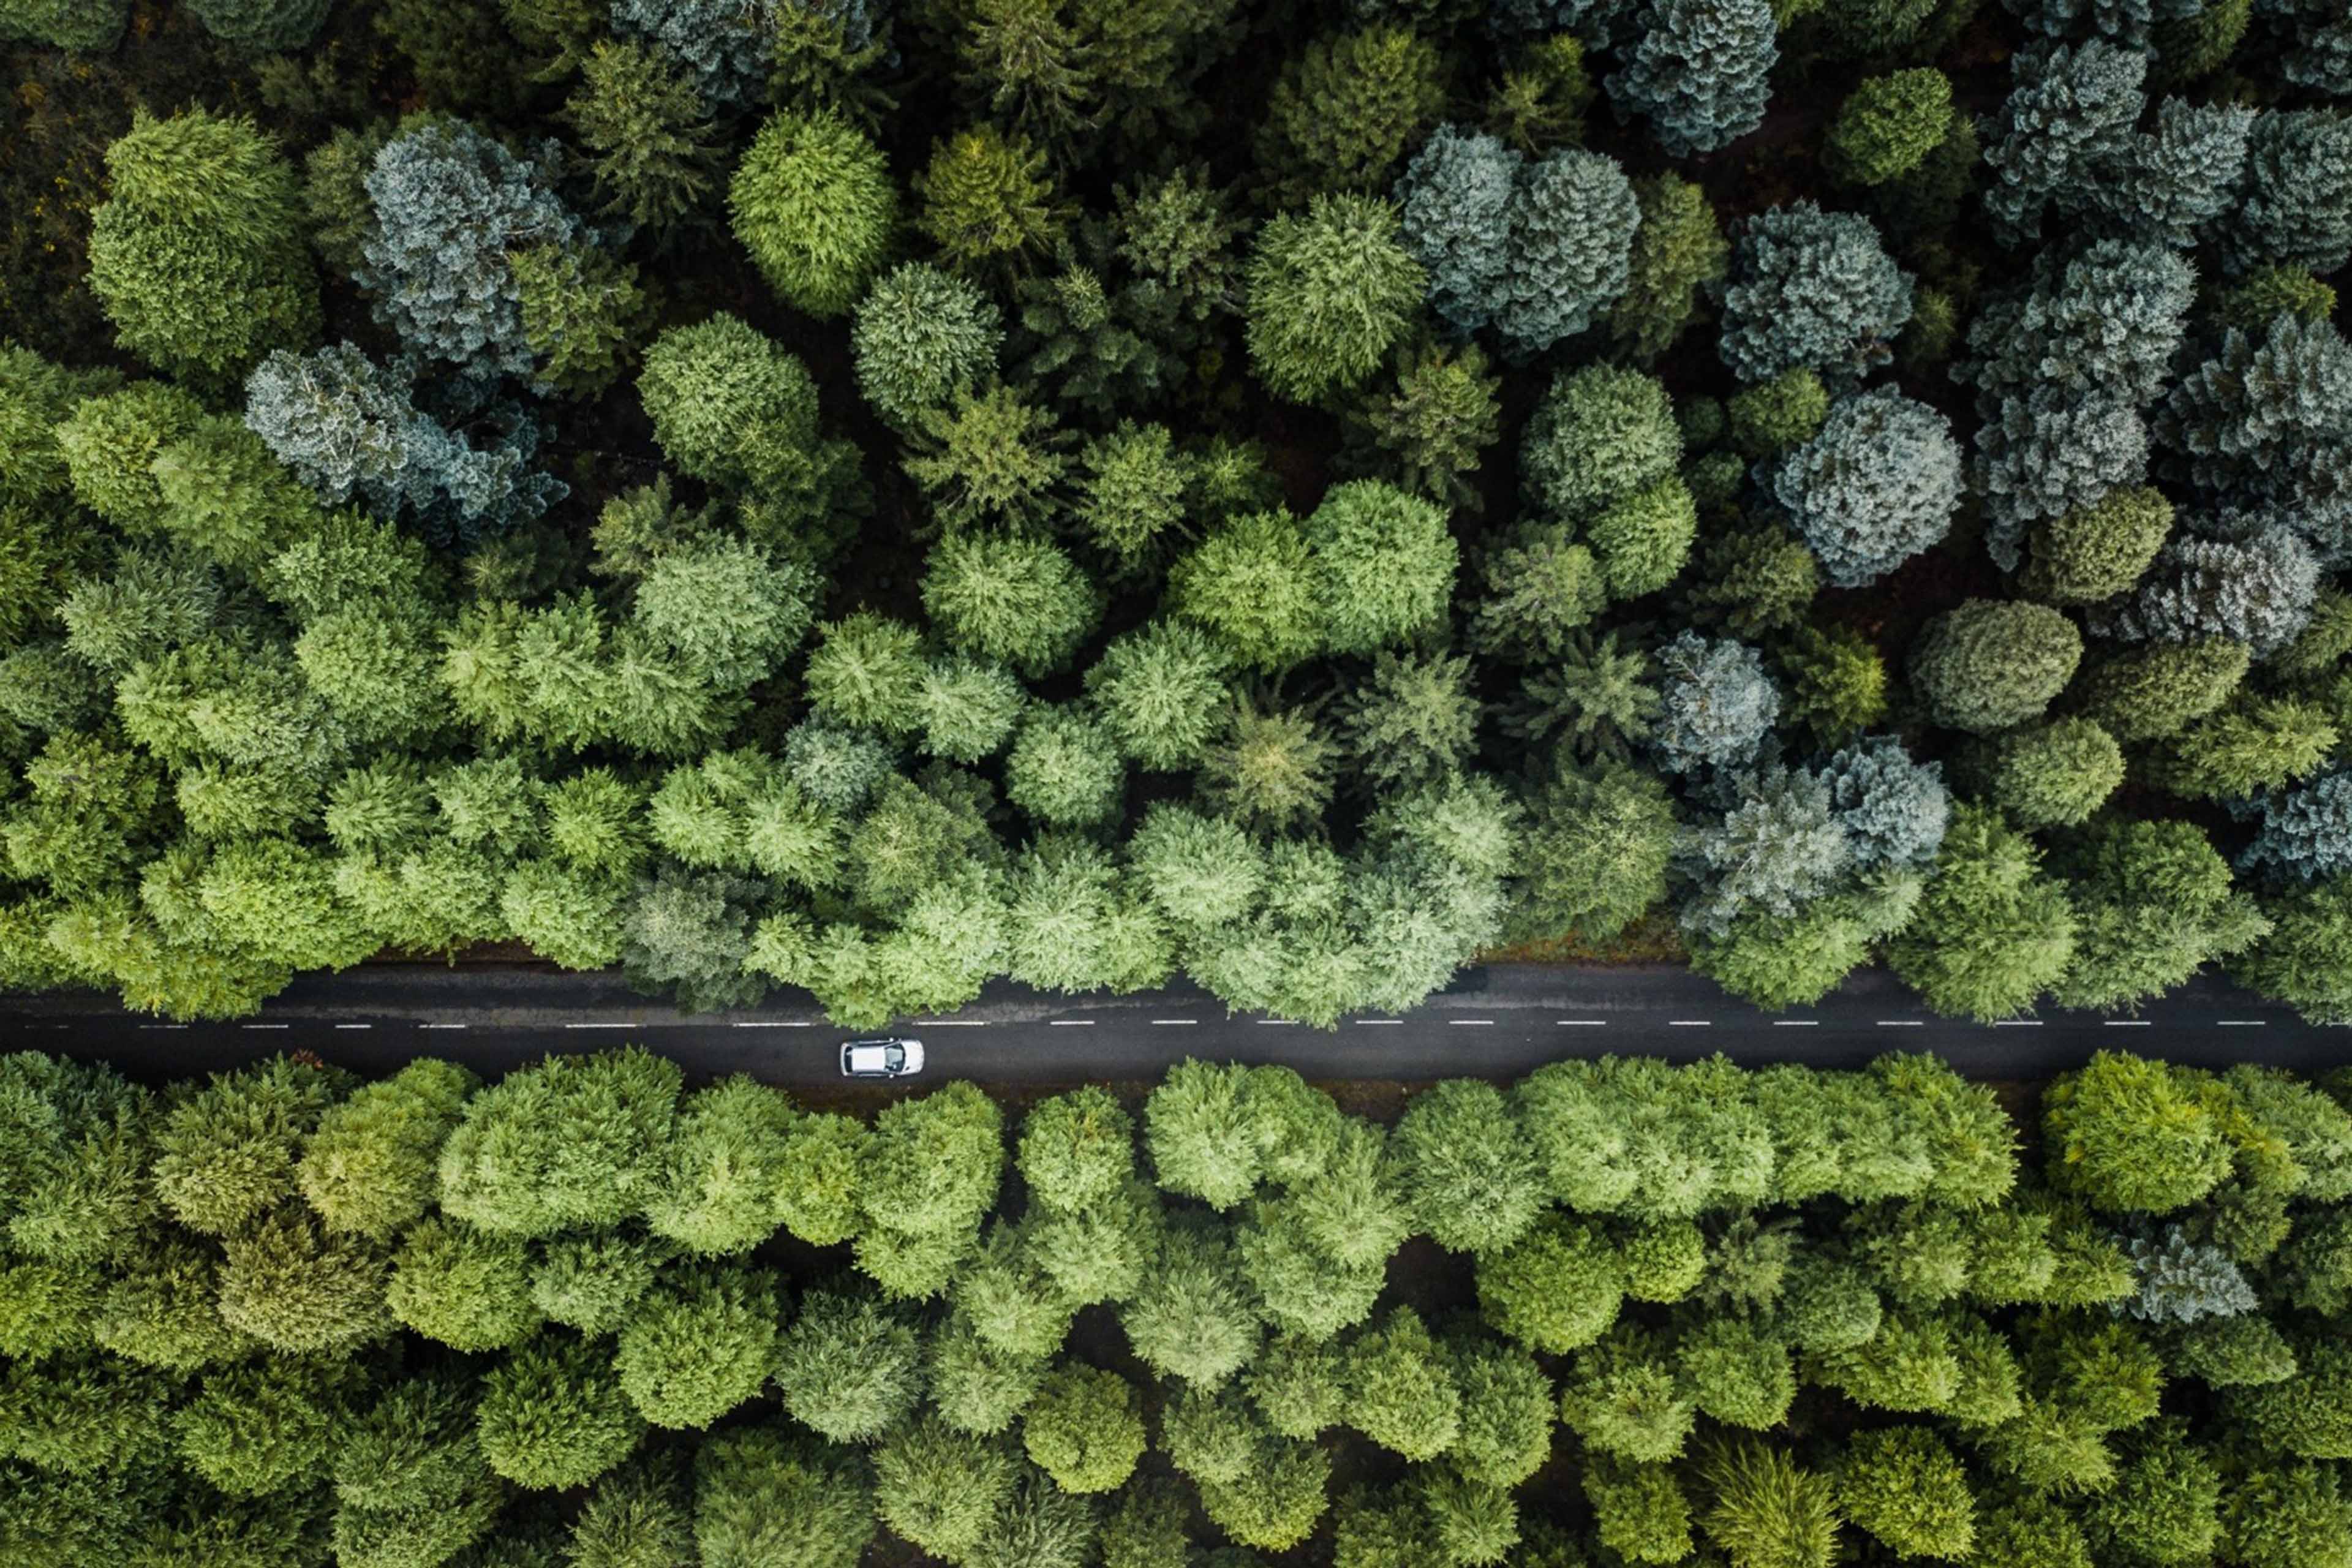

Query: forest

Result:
[1,0,2351,1030]
[3,1044,2351,1566]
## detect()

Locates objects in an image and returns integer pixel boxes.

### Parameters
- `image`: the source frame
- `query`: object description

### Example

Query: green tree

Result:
[1086,620,1231,771]
[475,1331,646,1489]
[873,1415,1019,1560]
[1827,70,1954,186]
[1347,1307,1461,1461]
[151,1056,350,1236]
[1256,28,1447,205]
[922,530,1099,677]
[646,1075,797,1257]
[1006,704,1125,826]
[1022,1363,1147,1493]
[214,1207,391,1356]
[774,1282,924,1443]
[386,1216,542,1351]
[1699,1438,1842,1568]
[1477,1213,1625,1353]
[1521,364,1681,526]
[2043,1052,2232,1215]
[853,262,1005,426]
[1888,804,2076,1022]
[1607,172,1728,362]
[729,108,896,317]
[1198,698,1336,834]
[1245,194,1425,404]
[615,1262,780,1430]
[1512,758,1676,942]
[565,38,723,231]
[2022,486,2174,604]
[439,1048,682,1238]
[1392,1080,1544,1256]
[1837,1427,1973,1558]
[88,109,317,379]
[915,126,1065,273]
[1169,510,1326,672]
[902,382,1069,532]
[693,1425,876,1568]
[1303,480,1457,655]
[1909,600,2083,735]
[1990,719,2124,829]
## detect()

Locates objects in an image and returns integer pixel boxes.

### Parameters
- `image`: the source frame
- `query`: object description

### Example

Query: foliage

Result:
[729,109,897,318]
[1245,195,1425,405]
[88,110,317,382]
[1908,600,2082,735]
[1719,203,1913,385]
[1606,0,1779,157]
[358,119,580,379]
[1771,390,1960,588]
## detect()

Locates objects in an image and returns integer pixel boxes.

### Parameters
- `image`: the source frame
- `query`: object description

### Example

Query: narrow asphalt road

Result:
[3,963,2345,1085]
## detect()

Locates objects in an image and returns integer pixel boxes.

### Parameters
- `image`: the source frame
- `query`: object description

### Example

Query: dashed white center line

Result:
[1151,1019,1196,1026]
[242,1023,288,1030]
[138,1023,188,1030]
[918,1020,988,1027]
[1556,1019,1606,1026]
[564,1023,633,1030]
[1354,1019,1403,1025]
[1876,1020,1924,1027]
[1668,1020,1710,1027]
[1991,1019,2043,1027]
[419,1023,467,1031]
[731,1021,813,1028]
[2217,1020,2266,1027]
[334,1023,371,1031]
[1049,1019,1095,1027]
[1772,1020,1818,1027]
[2104,1020,2152,1027]
[1256,1019,1297,1026]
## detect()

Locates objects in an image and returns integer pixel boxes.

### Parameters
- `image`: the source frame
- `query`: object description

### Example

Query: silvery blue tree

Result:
[1652,631,1777,774]
[1605,0,1777,159]
[245,343,565,547]
[1718,202,1914,385]
[359,119,581,380]
[1771,390,1962,587]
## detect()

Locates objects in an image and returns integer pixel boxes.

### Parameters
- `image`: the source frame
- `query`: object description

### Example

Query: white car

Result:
[840,1037,925,1077]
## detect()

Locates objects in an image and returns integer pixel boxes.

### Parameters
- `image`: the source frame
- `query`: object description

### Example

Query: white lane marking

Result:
[242,1023,288,1030]
[2217,1019,2267,1027]
[334,1023,371,1031]
[1877,1020,1924,1027]
[1050,1019,1095,1027]
[1773,1020,1818,1027]
[1991,1020,2043,1027]
[1450,1019,1495,1026]
[1354,1019,1404,1025]
[1151,1019,1196,1026]
[1668,1020,1711,1027]
[1256,1019,1297,1026]
[565,1023,635,1030]
[419,1023,467,1031]
[918,1020,987,1027]
[2103,1020,2152,1027]
[1557,1019,1606,1026]
[138,1023,188,1030]
[731,1021,813,1028]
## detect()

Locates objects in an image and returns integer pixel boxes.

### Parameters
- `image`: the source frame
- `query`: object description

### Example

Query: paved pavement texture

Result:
[3,963,2346,1085]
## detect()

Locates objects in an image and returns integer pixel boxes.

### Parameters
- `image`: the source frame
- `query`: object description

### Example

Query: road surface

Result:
[3,963,2345,1085]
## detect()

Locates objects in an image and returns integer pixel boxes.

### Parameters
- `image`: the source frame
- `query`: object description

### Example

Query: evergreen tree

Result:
[1606,0,1778,158]
[87,110,317,381]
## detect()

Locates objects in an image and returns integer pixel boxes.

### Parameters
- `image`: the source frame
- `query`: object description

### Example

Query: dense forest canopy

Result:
[4,1044,2352,1566]
[1,0,2351,1028]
